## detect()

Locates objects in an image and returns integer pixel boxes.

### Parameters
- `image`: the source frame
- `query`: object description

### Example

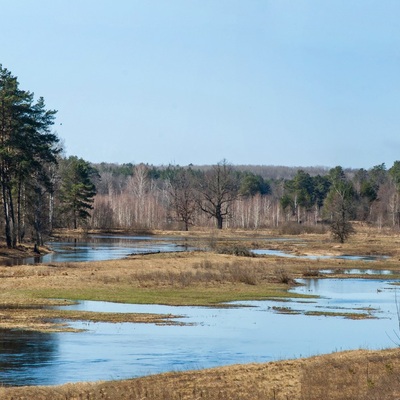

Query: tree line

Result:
[90,160,400,242]
[2,64,400,247]
[0,65,97,248]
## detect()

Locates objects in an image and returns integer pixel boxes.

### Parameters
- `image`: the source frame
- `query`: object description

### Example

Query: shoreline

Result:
[1,348,399,399]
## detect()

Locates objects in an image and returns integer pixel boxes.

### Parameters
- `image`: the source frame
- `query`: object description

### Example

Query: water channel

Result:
[1,235,399,386]
[8,235,196,266]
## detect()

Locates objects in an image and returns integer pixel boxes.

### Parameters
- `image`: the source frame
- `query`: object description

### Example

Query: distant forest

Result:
[1,64,399,248]
[88,160,398,235]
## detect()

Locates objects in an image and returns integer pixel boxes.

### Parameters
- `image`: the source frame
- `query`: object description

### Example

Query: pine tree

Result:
[59,156,98,229]
[324,166,355,243]
[0,65,59,247]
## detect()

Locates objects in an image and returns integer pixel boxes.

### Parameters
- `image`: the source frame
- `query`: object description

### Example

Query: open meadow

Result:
[1,226,400,399]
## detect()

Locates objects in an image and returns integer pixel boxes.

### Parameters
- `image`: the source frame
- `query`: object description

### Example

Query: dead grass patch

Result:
[300,348,400,399]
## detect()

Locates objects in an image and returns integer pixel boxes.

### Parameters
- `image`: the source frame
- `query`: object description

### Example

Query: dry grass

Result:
[300,348,400,400]
[0,307,183,332]
[0,348,399,399]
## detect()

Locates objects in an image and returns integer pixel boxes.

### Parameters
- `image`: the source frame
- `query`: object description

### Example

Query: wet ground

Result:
[1,277,399,386]
[1,235,398,386]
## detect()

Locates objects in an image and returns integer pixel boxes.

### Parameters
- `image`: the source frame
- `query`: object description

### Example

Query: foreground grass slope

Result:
[1,348,399,399]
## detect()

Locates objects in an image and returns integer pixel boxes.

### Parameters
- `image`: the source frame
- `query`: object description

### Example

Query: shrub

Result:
[274,268,294,284]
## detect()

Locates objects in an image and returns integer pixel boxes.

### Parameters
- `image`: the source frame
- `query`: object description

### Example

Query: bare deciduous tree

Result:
[196,160,239,229]
[167,167,197,231]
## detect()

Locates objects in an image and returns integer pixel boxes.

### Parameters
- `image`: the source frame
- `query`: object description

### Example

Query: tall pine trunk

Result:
[1,183,12,248]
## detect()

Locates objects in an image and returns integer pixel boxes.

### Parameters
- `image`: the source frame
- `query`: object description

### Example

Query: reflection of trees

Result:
[0,328,59,386]
[39,236,188,263]
[303,278,320,292]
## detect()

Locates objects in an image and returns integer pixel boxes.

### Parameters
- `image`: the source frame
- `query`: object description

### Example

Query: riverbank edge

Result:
[1,347,399,399]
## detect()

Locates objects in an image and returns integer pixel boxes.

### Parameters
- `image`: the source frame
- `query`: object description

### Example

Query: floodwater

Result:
[1,278,399,386]
[1,236,398,386]
[6,235,196,265]
[8,235,388,265]
[252,249,389,261]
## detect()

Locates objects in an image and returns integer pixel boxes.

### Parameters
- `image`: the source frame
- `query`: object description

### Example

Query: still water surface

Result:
[1,279,399,386]
[10,235,195,265]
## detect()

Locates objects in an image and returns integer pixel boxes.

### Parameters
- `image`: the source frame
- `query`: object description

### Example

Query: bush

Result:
[274,268,294,284]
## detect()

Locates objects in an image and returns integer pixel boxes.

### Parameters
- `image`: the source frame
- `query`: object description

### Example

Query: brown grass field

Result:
[1,226,400,398]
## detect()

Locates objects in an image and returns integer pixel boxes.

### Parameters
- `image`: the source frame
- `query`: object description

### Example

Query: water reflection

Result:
[0,329,59,386]
[1,279,399,386]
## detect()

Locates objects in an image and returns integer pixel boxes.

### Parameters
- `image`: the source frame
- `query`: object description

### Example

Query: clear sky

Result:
[1,1,399,169]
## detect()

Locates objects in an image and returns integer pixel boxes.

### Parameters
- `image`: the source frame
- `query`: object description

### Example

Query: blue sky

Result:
[1,1,399,168]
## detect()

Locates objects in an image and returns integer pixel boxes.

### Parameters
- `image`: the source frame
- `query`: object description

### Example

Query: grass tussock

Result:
[91,258,288,288]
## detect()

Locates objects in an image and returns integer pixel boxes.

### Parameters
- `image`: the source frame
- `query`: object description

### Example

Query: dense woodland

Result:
[89,160,396,240]
[2,64,400,248]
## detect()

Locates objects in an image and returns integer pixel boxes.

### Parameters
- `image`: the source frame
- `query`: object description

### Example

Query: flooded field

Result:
[1,234,398,386]
[1,277,399,386]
